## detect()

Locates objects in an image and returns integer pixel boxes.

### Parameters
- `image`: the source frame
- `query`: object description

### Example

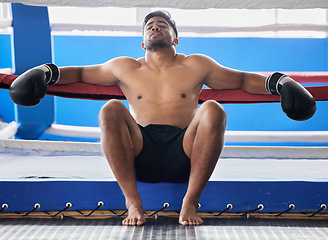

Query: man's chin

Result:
[146,42,170,51]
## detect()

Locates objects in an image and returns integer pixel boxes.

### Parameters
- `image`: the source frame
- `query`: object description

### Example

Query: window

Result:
[158,8,275,27]
[48,7,136,25]
[277,9,327,38]
[0,3,11,34]
[278,9,326,25]
[48,7,328,38]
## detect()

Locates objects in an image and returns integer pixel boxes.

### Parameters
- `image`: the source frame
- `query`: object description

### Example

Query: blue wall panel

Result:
[176,37,327,71]
[53,36,145,66]
[0,33,14,122]
[55,97,108,127]
[53,36,327,72]
[224,101,328,131]
[0,89,15,122]
[0,34,14,122]
[0,34,12,68]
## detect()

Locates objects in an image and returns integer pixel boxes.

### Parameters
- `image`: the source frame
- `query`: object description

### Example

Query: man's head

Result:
[142,10,179,51]
[143,10,178,38]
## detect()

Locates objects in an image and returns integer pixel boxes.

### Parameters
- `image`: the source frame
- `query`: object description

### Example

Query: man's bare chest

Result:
[119,66,203,101]
[123,66,203,89]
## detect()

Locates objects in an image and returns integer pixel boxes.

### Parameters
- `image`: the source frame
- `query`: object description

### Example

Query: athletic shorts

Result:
[134,124,191,183]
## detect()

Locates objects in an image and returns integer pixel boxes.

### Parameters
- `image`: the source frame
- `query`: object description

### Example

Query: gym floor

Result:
[0,216,327,240]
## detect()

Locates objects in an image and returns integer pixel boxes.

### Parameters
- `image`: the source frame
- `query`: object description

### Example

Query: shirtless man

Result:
[9,10,316,226]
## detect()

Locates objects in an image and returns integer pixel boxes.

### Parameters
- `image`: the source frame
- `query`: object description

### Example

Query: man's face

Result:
[142,16,177,51]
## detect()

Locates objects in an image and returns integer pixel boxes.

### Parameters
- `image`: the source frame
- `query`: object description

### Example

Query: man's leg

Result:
[181,100,227,225]
[98,100,145,226]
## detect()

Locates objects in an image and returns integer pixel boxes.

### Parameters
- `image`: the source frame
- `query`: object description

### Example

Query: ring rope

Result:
[43,123,328,143]
[1,72,328,103]
[1,138,327,159]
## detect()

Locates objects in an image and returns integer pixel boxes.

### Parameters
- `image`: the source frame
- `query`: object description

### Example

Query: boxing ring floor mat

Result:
[0,217,328,240]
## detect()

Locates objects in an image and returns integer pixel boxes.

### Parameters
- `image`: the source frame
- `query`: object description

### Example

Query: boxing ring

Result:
[1,1,328,239]
[1,75,328,239]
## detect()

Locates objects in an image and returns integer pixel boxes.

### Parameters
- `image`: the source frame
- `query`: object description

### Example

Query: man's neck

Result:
[145,47,177,70]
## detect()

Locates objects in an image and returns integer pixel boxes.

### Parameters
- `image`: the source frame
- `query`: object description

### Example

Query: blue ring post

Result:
[11,3,55,139]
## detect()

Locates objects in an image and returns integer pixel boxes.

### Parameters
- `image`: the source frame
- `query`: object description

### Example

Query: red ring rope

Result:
[1,72,327,103]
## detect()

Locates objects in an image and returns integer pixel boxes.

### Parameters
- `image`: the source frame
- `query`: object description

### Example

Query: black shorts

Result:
[135,124,191,183]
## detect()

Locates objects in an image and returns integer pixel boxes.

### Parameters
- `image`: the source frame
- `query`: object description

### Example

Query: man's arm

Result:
[199,54,316,121]
[8,57,130,106]
[198,54,268,94]
[57,58,121,86]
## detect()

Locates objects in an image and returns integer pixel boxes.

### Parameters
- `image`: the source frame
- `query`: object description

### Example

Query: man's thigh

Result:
[182,100,226,157]
[100,100,143,156]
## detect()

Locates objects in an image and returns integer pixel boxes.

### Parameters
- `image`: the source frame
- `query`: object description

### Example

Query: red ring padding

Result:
[1,72,327,103]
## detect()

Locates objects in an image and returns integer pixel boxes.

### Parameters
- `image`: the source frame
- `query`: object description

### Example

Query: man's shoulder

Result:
[111,56,140,64]
[181,54,217,67]
[106,56,142,71]
[187,53,214,60]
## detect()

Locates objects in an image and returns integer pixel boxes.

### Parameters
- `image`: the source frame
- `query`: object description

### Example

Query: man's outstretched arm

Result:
[58,60,119,86]
[199,54,267,94]
[201,55,316,121]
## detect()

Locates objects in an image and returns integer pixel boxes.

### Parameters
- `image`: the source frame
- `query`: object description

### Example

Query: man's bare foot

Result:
[179,200,203,226]
[122,200,146,226]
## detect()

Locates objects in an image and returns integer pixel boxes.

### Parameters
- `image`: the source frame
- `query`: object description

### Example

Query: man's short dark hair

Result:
[143,10,178,38]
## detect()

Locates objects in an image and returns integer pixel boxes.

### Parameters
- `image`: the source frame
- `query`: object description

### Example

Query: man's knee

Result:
[201,100,227,125]
[99,100,127,127]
